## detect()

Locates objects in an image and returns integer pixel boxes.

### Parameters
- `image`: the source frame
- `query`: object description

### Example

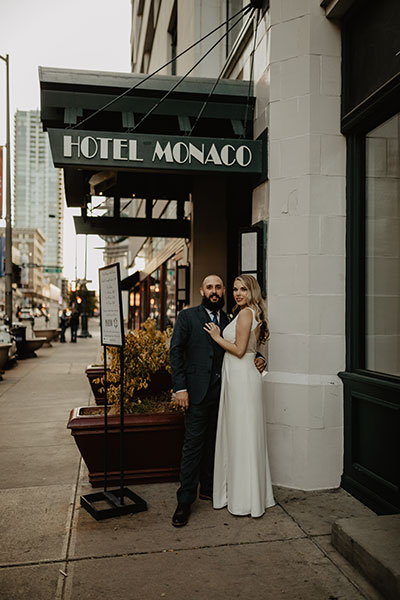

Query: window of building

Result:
[140,280,148,324]
[164,258,177,328]
[365,113,400,376]
[129,285,141,330]
[168,3,177,76]
[226,0,243,57]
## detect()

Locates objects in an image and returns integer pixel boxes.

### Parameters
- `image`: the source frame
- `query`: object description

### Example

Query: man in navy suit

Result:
[170,274,264,527]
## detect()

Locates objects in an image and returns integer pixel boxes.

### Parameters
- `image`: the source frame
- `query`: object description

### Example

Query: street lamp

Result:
[0,54,12,325]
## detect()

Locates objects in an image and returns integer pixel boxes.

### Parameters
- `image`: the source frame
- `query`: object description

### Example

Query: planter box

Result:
[16,337,46,359]
[0,343,11,370]
[33,328,58,347]
[67,406,184,487]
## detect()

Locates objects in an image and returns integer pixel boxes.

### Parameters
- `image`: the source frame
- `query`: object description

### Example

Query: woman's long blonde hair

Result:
[233,274,269,344]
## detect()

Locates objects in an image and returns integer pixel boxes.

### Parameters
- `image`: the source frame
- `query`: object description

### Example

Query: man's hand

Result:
[254,357,266,374]
[175,390,189,409]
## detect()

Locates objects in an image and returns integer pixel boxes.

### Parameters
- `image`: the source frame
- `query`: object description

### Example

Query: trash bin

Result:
[11,324,26,343]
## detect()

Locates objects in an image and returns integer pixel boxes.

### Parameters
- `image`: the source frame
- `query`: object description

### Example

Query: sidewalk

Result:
[0,326,385,600]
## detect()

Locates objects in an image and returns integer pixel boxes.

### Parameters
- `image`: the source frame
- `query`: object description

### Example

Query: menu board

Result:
[99,263,124,347]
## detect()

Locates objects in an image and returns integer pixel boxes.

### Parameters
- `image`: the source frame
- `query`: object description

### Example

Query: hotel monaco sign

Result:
[48,129,263,174]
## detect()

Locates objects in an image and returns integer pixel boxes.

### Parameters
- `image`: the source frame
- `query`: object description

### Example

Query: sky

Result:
[0,0,132,290]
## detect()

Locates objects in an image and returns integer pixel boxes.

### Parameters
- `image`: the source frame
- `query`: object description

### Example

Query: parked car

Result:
[18,308,34,321]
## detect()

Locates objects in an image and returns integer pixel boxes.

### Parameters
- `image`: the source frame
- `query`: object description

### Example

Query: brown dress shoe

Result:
[199,492,213,501]
[172,503,191,527]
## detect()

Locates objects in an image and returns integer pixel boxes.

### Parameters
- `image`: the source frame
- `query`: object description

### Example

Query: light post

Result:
[0,54,12,325]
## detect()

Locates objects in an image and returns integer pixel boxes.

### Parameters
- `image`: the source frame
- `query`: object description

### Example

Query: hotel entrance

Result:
[40,67,267,328]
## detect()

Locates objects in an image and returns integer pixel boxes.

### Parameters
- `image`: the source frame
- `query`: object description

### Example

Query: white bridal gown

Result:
[213,307,275,517]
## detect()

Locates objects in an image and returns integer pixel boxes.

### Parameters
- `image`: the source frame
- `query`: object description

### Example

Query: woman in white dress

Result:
[204,274,275,517]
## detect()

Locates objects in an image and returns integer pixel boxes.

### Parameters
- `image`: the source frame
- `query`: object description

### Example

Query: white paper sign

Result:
[99,264,124,346]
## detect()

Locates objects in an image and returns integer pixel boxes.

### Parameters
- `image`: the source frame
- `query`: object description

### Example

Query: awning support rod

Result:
[188,7,256,137]
[127,5,254,134]
[69,3,253,131]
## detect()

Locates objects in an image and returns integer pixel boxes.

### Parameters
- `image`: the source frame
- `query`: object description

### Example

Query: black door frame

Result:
[340,68,400,515]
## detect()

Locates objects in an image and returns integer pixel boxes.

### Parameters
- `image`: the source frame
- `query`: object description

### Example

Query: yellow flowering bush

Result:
[98,319,180,414]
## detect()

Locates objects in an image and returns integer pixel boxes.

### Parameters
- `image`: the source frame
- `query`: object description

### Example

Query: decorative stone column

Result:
[256,0,346,489]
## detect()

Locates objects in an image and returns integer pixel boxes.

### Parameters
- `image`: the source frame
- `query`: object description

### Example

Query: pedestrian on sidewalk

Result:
[70,307,80,343]
[59,309,69,343]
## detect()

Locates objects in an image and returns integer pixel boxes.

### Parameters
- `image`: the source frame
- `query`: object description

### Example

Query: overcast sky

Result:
[0,0,132,289]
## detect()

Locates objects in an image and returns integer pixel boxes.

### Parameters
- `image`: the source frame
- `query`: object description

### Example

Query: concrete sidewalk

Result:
[0,325,385,600]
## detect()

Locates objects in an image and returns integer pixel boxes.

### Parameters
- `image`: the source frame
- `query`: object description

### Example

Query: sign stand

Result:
[80,263,147,520]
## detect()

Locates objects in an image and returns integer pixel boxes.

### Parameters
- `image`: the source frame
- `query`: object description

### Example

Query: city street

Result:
[0,326,384,600]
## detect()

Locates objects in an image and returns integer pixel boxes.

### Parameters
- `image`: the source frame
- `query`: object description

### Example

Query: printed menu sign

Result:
[99,263,124,347]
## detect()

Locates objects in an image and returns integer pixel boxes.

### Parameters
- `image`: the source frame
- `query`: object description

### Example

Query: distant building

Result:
[61,277,70,303]
[12,228,46,300]
[13,110,64,283]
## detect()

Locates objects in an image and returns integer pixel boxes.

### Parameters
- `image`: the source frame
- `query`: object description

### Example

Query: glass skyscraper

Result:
[13,110,63,279]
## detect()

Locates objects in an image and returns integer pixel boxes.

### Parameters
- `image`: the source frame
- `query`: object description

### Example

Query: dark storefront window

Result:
[132,286,141,330]
[128,284,142,330]
[140,280,148,325]
[129,291,135,329]
[164,259,177,328]
[129,256,187,331]
[340,0,400,515]
[365,113,400,376]
[149,268,161,328]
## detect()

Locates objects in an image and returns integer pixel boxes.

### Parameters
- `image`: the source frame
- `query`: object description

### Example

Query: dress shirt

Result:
[204,307,220,324]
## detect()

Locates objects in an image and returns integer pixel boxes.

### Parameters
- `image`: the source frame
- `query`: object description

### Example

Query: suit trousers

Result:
[177,379,221,505]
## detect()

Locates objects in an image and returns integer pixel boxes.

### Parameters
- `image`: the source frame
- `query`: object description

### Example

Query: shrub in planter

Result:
[104,319,173,411]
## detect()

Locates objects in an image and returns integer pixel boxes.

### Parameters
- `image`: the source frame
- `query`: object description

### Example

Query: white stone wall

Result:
[264,0,345,489]
[222,0,346,489]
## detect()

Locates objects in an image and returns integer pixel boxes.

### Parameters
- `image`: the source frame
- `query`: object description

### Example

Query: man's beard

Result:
[202,294,225,311]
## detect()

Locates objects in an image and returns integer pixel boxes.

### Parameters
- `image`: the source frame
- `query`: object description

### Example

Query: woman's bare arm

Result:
[204,307,253,358]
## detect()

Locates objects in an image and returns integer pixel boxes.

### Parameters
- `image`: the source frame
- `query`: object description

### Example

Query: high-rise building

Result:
[13,110,64,282]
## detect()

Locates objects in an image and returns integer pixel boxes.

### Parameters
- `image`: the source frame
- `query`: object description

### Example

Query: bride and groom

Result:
[170,273,275,527]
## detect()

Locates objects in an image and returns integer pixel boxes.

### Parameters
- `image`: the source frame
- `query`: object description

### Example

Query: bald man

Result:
[170,274,264,527]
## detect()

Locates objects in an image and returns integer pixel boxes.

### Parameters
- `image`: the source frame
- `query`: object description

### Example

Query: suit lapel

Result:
[196,304,210,325]
[220,310,229,332]
[196,305,229,348]
[196,305,215,348]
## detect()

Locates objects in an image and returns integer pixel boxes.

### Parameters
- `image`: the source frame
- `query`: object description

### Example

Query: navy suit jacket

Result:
[169,305,230,405]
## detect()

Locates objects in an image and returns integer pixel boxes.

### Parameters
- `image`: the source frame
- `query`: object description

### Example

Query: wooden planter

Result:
[67,406,184,487]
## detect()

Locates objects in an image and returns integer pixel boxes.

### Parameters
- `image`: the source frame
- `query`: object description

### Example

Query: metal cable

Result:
[128,5,254,133]
[188,7,255,137]
[69,2,253,131]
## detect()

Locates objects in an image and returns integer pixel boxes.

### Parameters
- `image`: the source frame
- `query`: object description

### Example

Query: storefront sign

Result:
[48,128,263,174]
[99,263,124,347]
